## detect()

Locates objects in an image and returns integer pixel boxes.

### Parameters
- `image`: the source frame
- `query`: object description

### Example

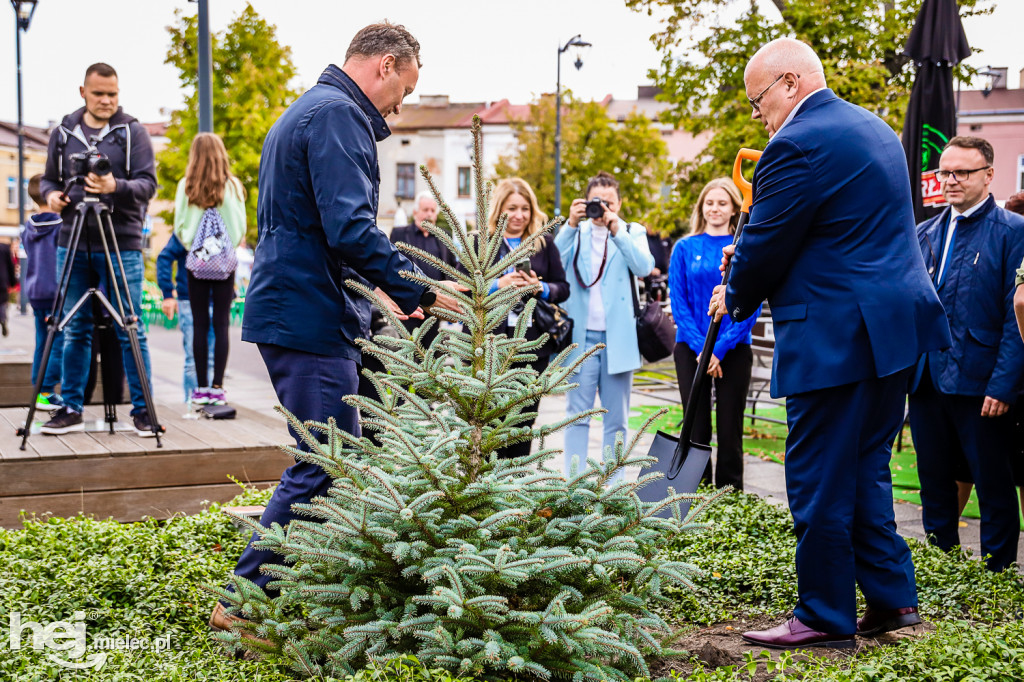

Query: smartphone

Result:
[515,261,531,273]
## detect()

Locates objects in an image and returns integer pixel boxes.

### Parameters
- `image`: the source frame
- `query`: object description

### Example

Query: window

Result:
[1018,154,1024,193]
[396,163,416,200]
[457,167,472,198]
[7,177,17,209]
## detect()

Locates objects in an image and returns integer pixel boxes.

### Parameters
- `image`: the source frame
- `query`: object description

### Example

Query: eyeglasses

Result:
[748,74,785,112]
[935,167,991,183]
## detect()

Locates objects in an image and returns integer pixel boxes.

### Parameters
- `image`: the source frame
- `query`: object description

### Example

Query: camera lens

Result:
[90,155,112,176]
[585,199,605,220]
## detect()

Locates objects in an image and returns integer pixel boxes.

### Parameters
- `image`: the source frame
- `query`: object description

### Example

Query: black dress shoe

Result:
[857,606,921,636]
[742,617,855,650]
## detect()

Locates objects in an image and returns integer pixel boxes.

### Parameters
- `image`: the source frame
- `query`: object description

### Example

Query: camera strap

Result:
[572,224,609,289]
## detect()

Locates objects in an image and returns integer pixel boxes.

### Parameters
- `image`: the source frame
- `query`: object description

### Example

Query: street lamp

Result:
[187,0,213,132]
[11,0,38,315]
[554,34,591,219]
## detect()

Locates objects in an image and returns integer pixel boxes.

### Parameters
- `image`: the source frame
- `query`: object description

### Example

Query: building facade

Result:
[956,68,1024,200]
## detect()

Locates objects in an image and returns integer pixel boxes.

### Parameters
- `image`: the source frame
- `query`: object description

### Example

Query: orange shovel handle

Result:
[732,148,763,213]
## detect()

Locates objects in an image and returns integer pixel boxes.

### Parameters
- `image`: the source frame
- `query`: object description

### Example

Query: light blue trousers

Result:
[563,330,633,478]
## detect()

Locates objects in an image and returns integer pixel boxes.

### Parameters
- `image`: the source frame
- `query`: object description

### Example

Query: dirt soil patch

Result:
[649,613,936,681]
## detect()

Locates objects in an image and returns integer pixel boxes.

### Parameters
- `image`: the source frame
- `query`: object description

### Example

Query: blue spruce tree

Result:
[210,117,721,681]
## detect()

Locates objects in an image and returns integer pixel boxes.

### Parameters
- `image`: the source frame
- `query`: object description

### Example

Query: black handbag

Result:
[631,273,676,363]
[532,298,574,355]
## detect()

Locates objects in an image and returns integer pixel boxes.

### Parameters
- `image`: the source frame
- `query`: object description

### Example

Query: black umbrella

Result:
[902,0,971,224]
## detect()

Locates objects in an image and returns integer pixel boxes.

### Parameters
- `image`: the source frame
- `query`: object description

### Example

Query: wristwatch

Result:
[419,289,437,308]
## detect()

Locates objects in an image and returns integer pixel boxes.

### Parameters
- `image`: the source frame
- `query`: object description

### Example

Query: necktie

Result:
[937,216,959,288]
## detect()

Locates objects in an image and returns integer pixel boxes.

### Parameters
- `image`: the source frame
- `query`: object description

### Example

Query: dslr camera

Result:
[584,198,608,220]
[69,150,112,178]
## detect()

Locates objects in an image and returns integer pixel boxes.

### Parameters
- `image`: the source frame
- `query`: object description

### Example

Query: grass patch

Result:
[1,485,1022,681]
[629,403,1021,526]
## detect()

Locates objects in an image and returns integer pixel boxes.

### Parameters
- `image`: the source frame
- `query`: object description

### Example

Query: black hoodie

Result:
[39,106,156,252]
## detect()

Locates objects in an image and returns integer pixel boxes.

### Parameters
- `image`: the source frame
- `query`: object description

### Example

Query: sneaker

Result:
[190,388,211,405]
[35,393,65,411]
[207,387,227,406]
[40,407,84,435]
[132,409,161,438]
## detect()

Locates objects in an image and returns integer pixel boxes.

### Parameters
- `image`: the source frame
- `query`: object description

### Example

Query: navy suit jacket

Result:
[725,89,951,398]
[912,196,1024,402]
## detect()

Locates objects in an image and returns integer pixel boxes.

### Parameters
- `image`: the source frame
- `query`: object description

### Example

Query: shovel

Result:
[638,148,762,514]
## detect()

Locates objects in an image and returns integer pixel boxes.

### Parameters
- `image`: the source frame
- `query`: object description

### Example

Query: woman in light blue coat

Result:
[554,171,655,478]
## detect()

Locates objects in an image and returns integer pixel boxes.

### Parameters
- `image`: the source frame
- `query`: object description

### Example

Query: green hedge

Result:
[1,484,1021,681]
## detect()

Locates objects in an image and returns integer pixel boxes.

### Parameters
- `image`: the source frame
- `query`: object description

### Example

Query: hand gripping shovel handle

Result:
[668,148,762,480]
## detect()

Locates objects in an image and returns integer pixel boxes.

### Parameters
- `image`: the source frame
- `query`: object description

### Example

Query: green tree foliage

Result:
[211,118,721,681]
[624,0,992,216]
[157,3,299,246]
[493,94,674,235]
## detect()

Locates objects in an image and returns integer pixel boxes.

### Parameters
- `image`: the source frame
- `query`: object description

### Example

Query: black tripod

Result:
[18,185,163,449]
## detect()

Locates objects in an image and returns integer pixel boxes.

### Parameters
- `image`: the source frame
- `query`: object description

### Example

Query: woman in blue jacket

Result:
[555,171,654,479]
[669,178,759,490]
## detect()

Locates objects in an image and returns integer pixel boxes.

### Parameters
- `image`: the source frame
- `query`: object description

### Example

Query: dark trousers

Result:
[495,355,550,460]
[187,272,234,387]
[909,373,1018,572]
[674,343,752,490]
[786,369,917,635]
[231,343,360,595]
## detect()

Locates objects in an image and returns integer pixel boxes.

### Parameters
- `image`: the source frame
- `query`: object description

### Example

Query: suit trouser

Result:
[674,343,752,490]
[909,374,1018,572]
[230,343,360,596]
[786,369,917,635]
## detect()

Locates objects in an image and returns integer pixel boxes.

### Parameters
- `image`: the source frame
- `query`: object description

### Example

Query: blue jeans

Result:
[32,307,64,393]
[177,300,215,402]
[564,330,633,479]
[55,247,152,414]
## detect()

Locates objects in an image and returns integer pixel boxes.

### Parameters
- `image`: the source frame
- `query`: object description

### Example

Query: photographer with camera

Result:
[554,171,654,479]
[37,62,157,435]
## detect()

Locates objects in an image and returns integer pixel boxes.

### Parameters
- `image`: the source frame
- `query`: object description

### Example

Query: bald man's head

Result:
[744,38,827,138]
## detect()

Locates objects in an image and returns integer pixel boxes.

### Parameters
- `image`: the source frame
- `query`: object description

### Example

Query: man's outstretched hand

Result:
[427,281,468,314]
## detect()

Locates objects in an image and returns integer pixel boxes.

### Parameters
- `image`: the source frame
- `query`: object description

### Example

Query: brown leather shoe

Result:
[209,602,272,654]
[856,606,921,637]
[742,617,855,650]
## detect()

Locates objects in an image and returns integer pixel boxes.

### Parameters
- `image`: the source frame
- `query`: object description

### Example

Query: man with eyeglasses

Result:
[707,38,950,650]
[909,136,1024,574]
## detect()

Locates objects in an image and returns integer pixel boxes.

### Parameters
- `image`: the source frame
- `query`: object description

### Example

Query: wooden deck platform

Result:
[0,401,295,527]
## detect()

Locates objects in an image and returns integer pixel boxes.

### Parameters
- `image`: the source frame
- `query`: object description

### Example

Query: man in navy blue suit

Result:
[910,137,1024,573]
[709,38,950,649]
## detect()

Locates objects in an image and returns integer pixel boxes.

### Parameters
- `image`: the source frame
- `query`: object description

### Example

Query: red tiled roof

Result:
[0,120,49,149]
[476,99,532,124]
[389,102,485,131]
[143,121,169,137]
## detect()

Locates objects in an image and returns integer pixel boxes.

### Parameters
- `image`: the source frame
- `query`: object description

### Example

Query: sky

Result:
[0,0,1020,128]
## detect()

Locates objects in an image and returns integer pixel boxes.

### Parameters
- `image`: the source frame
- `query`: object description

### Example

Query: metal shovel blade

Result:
[637,430,712,517]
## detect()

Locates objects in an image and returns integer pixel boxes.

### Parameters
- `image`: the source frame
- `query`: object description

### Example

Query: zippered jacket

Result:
[242,66,427,361]
[20,211,63,309]
[39,106,156,252]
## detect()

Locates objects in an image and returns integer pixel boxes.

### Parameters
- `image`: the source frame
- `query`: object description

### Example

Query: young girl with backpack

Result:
[173,133,245,406]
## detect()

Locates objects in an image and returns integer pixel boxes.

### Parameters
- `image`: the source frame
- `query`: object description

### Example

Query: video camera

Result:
[69,150,112,178]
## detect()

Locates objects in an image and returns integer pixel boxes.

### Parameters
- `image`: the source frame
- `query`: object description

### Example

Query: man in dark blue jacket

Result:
[38,62,157,437]
[389,191,458,348]
[710,39,950,649]
[910,136,1024,573]
[213,22,461,632]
